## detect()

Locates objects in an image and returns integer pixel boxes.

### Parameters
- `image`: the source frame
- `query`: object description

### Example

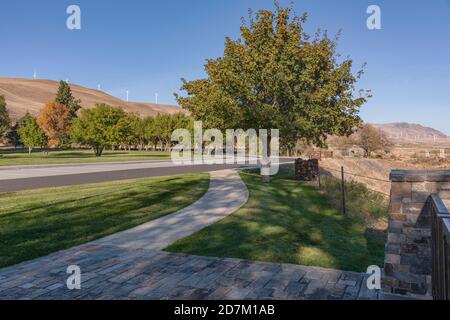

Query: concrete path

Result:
[0,169,377,300]
[90,169,249,251]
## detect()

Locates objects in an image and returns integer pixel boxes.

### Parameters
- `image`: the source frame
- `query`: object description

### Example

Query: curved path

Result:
[90,169,249,251]
[0,170,376,300]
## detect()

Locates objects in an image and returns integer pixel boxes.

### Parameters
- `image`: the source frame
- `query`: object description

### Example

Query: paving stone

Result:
[18,283,35,289]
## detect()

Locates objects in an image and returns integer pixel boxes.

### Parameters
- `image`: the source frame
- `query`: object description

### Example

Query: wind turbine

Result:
[97,84,101,91]
[126,90,129,102]
[155,93,158,104]
[33,70,37,80]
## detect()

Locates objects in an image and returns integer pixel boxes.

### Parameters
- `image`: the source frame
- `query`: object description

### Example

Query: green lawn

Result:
[0,148,170,166]
[0,173,209,268]
[165,169,388,272]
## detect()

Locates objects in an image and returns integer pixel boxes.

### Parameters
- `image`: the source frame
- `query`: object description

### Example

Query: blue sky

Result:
[1,0,449,134]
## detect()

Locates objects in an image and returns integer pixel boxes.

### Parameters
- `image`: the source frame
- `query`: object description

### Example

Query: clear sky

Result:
[1,0,449,134]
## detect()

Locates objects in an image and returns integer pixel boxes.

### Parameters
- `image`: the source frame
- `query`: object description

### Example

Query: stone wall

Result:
[383,170,450,297]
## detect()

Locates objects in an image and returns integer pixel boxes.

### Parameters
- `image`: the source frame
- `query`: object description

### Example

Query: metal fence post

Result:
[341,166,347,216]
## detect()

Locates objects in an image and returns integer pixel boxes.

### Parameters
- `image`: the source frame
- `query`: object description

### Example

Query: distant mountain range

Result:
[0,78,181,121]
[372,122,448,143]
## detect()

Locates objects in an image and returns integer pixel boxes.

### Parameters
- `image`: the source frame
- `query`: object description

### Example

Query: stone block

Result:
[390,213,406,221]
[387,233,405,244]
[385,254,401,265]
[382,277,398,288]
[405,214,419,226]
[391,182,412,200]
[412,182,438,193]
[411,182,426,192]
[398,265,411,273]
[402,203,424,215]
[385,243,401,255]
[437,182,450,190]
[438,190,450,200]
[401,243,418,254]
[389,221,403,231]
[384,263,395,276]
[389,203,402,214]
[412,191,430,203]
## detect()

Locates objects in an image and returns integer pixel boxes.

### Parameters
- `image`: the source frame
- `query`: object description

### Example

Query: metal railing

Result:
[427,194,450,300]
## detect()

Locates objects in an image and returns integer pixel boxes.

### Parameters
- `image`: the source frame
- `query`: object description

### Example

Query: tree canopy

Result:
[18,115,48,154]
[356,124,392,157]
[70,104,127,156]
[176,4,370,150]
[37,101,72,147]
[55,80,82,118]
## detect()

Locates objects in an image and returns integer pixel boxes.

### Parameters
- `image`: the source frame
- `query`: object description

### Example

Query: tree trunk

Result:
[28,146,32,156]
[94,146,104,157]
[261,136,272,183]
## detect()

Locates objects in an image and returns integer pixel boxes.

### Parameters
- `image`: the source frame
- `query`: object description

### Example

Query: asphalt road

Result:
[0,159,293,192]
[0,164,241,193]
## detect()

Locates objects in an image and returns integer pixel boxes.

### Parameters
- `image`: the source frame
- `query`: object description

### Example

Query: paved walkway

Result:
[0,169,377,300]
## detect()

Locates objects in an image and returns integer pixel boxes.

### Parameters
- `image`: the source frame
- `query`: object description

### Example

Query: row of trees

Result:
[0,82,192,156]
[71,105,192,156]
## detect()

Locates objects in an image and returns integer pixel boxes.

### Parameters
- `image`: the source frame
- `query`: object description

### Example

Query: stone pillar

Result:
[383,170,450,297]
[294,159,319,181]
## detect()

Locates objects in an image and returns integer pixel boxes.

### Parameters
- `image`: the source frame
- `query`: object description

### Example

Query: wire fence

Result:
[314,165,391,215]
[319,165,391,185]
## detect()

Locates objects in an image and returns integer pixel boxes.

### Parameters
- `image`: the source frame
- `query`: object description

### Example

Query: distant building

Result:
[348,146,365,158]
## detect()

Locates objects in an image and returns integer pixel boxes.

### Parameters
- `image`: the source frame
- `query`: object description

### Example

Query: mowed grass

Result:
[165,169,388,272]
[0,173,209,268]
[0,148,170,166]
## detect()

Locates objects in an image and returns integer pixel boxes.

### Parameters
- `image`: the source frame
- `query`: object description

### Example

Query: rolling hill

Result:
[0,78,182,121]
[372,122,448,140]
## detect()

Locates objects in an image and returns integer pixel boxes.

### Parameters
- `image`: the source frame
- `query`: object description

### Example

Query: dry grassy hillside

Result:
[320,158,427,196]
[0,78,182,120]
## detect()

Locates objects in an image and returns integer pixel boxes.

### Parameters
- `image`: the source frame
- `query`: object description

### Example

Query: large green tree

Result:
[55,80,82,118]
[0,95,11,143]
[18,115,48,155]
[176,4,370,151]
[70,104,126,156]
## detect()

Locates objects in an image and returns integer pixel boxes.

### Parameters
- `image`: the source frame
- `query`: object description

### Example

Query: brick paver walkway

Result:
[0,169,378,300]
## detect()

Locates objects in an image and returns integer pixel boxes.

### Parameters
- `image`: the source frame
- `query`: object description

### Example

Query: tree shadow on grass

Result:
[0,174,209,268]
[166,170,388,272]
